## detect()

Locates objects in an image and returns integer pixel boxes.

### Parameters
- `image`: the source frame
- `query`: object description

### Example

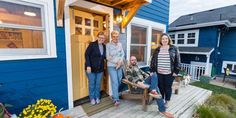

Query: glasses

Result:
[98,37,105,39]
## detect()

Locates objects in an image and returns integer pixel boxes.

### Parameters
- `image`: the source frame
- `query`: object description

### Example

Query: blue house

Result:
[0,0,170,114]
[169,5,236,78]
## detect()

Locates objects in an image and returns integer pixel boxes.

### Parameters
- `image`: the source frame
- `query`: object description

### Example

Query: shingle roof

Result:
[179,47,214,54]
[169,5,236,28]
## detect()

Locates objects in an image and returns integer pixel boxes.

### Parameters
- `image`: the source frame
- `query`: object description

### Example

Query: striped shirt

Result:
[157,48,171,74]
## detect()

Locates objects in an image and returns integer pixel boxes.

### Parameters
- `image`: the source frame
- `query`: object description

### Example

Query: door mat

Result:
[81,97,114,116]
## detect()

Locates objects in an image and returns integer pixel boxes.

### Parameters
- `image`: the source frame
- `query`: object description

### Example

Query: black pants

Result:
[158,73,175,101]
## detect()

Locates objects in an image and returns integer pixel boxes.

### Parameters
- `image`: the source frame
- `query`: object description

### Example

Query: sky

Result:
[169,0,236,24]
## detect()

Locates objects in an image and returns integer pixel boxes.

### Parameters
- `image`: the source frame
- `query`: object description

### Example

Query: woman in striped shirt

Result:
[150,33,180,108]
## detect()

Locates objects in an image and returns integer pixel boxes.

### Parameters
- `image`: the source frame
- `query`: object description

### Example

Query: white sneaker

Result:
[96,98,100,104]
[90,99,96,105]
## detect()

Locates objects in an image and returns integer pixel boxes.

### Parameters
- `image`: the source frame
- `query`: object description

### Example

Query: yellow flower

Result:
[19,99,57,118]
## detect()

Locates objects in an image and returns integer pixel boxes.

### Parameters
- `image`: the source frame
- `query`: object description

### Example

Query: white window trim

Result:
[127,17,166,67]
[169,29,199,47]
[222,61,236,75]
[0,0,57,61]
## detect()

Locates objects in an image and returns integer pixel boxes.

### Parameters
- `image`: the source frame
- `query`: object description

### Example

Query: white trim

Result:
[64,0,113,109]
[0,0,57,61]
[144,0,152,3]
[127,17,166,66]
[222,61,236,75]
[170,29,199,47]
[0,23,45,31]
[179,48,214,55]
[169,20,231,31]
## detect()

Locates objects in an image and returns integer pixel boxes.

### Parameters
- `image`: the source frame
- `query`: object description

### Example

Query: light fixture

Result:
[24,11,36,17]
[0,20,2,24]
[115,14,123,23]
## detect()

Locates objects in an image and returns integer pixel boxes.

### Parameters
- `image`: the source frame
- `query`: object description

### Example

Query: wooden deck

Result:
[62,85,212,118]
[91,85,212,118]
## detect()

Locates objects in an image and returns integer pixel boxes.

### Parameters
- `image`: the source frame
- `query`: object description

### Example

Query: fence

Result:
[180,63,206,80]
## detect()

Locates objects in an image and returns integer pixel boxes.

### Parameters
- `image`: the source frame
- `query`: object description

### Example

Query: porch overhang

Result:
[179,47,214,56]
[56,0,151,29]
[85,0,151,30]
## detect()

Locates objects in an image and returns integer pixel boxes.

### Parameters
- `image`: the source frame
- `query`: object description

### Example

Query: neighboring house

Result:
[0,0,170,114]
[169,5,236,79]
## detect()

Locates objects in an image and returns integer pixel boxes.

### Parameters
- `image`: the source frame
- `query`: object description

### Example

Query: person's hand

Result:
[150,72,153,76]
[107,56,112,60]
[116,62,121,69]
[86,67,91,73]
[115,60,123,69]
[172,73,177,77]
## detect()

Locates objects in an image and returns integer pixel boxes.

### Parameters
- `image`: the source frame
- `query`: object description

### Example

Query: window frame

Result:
[130,24,148,65]
[169,29,199,47]
[222,61,236,75]
[0,0,57,61]
[127,17,166,67]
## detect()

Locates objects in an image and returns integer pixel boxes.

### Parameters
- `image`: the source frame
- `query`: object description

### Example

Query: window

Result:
[222,61,236,75]
[130,25,147,65]
[187,33,196,44]
[151,29,162,54]
[127,17,166,66]
[169,34,175,44]
[177,34,184,44]
[0,0,56,60]
[169,29,199,47]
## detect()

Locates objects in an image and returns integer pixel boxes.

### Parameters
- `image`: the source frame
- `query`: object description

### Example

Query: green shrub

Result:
[195,94,236,118]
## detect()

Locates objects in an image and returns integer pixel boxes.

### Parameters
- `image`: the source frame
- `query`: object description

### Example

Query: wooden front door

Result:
[70,8,108,101]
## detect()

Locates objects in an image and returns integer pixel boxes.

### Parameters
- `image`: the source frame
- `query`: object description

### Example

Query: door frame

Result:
[64,0,113,109]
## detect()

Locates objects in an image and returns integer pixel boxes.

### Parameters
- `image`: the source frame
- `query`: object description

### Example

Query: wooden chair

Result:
[121,60,150,111]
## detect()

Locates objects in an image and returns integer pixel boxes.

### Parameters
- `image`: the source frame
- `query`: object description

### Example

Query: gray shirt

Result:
[106,42,125,67]
[98,44,103,55]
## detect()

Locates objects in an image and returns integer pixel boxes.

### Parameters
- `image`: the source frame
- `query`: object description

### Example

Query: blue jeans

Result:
[86,72,103,100]
[108,67,123,101]
[144,73,165,112]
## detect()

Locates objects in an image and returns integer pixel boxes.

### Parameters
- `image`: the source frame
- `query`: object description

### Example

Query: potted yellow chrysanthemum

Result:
[18,99,57,118]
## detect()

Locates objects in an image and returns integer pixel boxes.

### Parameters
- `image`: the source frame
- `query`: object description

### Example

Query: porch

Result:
[62,85,212,118]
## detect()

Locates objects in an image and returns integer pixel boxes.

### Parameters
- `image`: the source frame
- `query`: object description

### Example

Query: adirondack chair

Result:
[121,60,150,111]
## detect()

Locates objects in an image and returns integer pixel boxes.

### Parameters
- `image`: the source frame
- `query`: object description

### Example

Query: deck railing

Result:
[180,63,206,80]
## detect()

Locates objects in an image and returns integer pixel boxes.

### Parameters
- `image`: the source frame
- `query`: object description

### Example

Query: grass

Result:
[190,81,236,99]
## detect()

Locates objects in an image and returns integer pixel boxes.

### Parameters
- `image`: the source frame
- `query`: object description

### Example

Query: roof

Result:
[169,5,236,30]
[179,47,214,55]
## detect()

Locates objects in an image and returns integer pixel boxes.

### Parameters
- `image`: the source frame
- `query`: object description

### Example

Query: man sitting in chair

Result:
[126,56,174,118]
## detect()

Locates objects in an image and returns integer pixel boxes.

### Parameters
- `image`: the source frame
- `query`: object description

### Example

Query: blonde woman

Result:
[106,30,124,106]
[150,33,180,108]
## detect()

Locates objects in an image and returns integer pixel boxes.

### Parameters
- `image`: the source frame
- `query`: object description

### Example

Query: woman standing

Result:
[106,30,124,106]
[85,31,106,105]
[150,33,180,107]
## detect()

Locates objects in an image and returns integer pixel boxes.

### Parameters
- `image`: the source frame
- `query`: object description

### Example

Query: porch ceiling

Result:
[85,0,148,10]
[85,0,151,30]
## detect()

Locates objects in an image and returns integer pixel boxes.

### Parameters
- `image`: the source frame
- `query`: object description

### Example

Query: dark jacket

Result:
[85,40,106,73]
[150,45,180,74]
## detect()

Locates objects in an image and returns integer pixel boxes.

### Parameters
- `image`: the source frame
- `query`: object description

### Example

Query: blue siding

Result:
[0,1,68,114]
[198,27,219,47]
[136,0,169,25]
[216,27,236,73]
